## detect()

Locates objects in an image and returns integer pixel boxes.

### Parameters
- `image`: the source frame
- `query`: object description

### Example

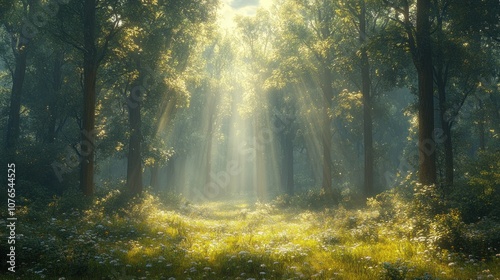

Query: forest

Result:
[0,0,499,279]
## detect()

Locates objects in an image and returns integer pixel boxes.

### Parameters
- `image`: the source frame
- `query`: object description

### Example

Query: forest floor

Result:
[1,191,500,279]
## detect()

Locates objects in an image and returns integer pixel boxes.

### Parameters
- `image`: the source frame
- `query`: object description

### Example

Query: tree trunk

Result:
[165,156,175,191]
[281,134,294,195]
[80,0,98,196]
[150,163,159,191]
[204,106,215,185]
[436,73,454,188]
[127,89,143,195]
[433,9,454,189]
[322,104,333,194]
[47,51,64,143]
[321,65,333,195]
[489,93,500,133]
[4,38,28,154]
[478,99,485,152]
[415,0,436,185]
[203,94,217,197]
[252,115,267,201]
[359,0,374,197]
[442,122,453,186]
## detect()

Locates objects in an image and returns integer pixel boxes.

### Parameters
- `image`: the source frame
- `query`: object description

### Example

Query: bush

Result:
[273,188,340,210]
[380,260,408,280]
[451,151,500,223]
[52,186,93,215]
[428,209,465,251]
[461,217,500,257]
[158,191,187,209]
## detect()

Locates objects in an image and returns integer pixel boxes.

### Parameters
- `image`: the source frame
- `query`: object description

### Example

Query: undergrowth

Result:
[0,179,499,279]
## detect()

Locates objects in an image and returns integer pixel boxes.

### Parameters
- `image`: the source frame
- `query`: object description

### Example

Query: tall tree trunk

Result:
[253,116,267,201]
[150,163,159,191]
[478,99,485,152]
[436,74,454,188]
[442,122,453,186]
[415,0,436,185]
[203,94,216,197]
[489,93,500,133]
[433,10,454,189]
[321,66,333,195]
[281,134,294,195]
[127,88,143,195]
[47,51,64,143]
[204,116,214,185]
[80,0,98,196]
[4,38,28,154]
[165,156,175,191]
[359,0,374,197]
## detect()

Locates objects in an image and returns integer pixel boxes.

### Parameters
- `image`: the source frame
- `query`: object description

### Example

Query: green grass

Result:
[1,190,499,279]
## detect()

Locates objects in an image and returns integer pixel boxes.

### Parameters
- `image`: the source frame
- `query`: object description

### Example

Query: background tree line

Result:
[0,0,498,204]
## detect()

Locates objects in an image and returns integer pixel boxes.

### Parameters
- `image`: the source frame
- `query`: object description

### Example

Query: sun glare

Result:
[217,0,273,31]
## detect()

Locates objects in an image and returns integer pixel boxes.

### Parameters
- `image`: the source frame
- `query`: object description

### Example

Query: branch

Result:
[75,113,82,130]
[56,115,69,135]
[381,0,406,15]
[401,1,417,60]
[52,23,85,52]
[97,18,123,64]
[449,82,475,128]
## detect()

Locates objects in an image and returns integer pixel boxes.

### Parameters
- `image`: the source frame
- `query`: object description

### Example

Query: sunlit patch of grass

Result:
[2,190,500,279]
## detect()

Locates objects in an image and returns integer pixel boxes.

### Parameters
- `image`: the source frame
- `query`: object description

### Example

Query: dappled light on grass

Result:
[3,189,499,279]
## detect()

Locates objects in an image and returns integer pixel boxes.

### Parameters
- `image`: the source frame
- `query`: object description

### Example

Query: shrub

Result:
[428,209,464,251]
[52,186,93,215]
[461,217,500,257]
[273,188,340,210]
[380,260,408,280]
[451,151,500,223]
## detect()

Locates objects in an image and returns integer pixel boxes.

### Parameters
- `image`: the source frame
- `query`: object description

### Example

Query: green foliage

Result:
[51,186,93,215]
[451,151,500,223]
[412,184,447,217]
[158,191,188,209]
[461,217,500,257]
[366,178,499,257]
[428,209,465,252]
[381,260,408,280]
[273,188,341,210]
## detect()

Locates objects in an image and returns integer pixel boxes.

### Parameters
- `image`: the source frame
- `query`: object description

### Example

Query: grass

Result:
[1,189,499,279]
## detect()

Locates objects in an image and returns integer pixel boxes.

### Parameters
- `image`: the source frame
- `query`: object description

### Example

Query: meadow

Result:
[1,186,499,280]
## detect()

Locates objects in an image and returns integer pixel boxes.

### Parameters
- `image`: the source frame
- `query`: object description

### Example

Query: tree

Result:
[1,0,35,156]
[51,0,123,195]
[80,0,99,196]
[279,0,341,195]
[338,0,378,197]
[414,0,436,185]
[382,0,436,185]
[433,0,499,189]
[108,0,217,195]
[236,9,276,200]
[359,0,374,197]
